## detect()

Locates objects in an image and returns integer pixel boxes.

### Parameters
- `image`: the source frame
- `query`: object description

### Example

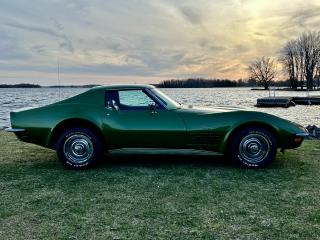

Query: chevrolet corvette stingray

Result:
[6,85,309,169]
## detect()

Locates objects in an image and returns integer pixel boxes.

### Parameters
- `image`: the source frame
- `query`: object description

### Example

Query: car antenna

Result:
[57,56,61,101]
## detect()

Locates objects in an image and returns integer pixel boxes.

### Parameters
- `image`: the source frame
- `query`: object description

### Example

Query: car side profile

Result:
[6,84,309,169]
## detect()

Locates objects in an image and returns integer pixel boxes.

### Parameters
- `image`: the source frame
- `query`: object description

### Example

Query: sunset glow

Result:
[1,0,320,85]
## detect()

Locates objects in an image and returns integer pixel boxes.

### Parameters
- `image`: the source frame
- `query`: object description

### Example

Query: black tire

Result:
[56,127,103,169]
[227,127,277,168]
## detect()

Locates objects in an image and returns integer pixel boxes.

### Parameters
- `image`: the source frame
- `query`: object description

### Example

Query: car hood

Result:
[176,105,307,136]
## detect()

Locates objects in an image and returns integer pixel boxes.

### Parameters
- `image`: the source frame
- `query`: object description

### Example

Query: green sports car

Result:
[6,84,309,169]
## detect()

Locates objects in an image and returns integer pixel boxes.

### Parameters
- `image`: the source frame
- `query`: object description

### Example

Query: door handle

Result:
[150,110,157,114]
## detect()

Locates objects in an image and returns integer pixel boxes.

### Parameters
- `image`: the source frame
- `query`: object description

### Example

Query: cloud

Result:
[0,33,30,61]
[3,22,74,53]
[254,32,266,36]
[178,6,202,25]
[198,39,227,52]
[289,5,320,26]
[218,63,243,74]
[30,45,48,55]
[0,0,320,84]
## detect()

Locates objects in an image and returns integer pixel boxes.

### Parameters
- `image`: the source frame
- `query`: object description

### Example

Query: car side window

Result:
[119,90,155,107]
[106,89,160,111]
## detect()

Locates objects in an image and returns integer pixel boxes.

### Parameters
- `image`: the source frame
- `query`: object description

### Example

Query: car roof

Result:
[91,84,156,91]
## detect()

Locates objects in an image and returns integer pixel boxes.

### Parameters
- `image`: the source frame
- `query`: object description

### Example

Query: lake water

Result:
[0,87,319,129]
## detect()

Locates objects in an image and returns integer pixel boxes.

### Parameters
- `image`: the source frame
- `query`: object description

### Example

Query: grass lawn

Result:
[0,131,320,240]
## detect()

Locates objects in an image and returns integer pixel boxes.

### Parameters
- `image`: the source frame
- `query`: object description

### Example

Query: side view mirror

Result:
[148,103,157,113]
[107,100,119,111]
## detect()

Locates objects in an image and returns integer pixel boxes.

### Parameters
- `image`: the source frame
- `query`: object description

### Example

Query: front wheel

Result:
[56,128,103,169]
[228,127,277,168]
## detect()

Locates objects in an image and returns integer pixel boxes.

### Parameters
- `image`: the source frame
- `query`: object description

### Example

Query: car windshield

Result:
[150,88,181,110]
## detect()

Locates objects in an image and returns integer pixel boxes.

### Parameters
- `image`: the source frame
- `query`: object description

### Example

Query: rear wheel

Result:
[56,127,103,169]
[228,127,277,168]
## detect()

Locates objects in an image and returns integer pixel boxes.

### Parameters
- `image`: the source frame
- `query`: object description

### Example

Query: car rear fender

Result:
[48,118,106,149]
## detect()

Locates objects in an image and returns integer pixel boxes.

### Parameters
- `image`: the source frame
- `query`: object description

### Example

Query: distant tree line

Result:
[249,31,320,90]
[156,78,292,88]
[0,83,41,88]
[157,79,238,88]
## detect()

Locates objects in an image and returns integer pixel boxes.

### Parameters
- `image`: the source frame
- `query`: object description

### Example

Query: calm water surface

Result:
[0,87,319,128]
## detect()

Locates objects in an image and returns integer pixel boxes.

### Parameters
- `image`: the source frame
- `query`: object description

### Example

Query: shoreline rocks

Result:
[306,125,320,139]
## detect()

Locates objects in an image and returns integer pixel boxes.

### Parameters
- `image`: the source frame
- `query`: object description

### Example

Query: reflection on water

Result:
[0,87,319,128]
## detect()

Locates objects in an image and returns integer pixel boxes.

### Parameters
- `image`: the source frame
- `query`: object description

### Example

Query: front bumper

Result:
[296,132,310,137]
[281,131,310,151]
[292,132,309,147]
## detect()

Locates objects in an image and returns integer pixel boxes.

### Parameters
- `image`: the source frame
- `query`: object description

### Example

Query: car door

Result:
[103,88,187,149]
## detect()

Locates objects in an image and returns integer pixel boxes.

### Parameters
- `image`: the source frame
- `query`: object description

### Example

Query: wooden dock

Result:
[256,97,295,108]
[256,96,320,107]
[292,96,320,105]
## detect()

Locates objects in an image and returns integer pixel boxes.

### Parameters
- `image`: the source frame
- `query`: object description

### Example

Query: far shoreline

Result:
[1,83,320,91]
[0,84,100,88]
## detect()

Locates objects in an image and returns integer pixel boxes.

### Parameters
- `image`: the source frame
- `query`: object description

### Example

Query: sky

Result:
[0,0,320,85]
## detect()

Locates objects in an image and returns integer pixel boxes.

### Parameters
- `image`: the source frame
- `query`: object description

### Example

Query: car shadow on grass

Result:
[19,146,293,171]
[37,149,291,171]
[93,148,293,170]
[101,153,228,169]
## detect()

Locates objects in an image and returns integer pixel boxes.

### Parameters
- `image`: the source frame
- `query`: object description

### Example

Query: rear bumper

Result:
[5,128,30,142]
[5,128,26,133]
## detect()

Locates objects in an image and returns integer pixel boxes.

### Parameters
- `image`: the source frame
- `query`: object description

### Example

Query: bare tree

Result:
[280,31,320,90]
[248,56,277,90]
[279,40,299,89]
[316,61,320,88]
[297,31,320,90]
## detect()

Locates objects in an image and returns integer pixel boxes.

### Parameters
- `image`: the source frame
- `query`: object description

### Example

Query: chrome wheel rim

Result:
[239,133,270,164]
[63,134,93,164]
